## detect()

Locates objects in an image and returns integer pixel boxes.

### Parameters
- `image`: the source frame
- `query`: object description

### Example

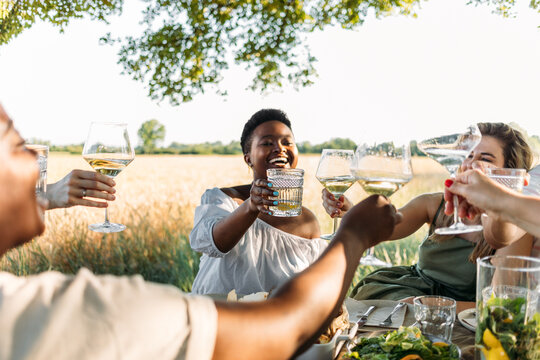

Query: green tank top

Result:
[415,199,477,301]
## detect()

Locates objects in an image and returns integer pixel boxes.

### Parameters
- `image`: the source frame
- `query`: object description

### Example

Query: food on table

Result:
[318,305,350,344]
[345,326,460,360]
[477,294,540,360]
[226,289,268,302]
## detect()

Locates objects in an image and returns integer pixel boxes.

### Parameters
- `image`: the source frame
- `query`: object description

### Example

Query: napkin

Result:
[345,298,411,331]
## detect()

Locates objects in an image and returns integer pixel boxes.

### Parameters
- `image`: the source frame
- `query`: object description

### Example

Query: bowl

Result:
[295,329,351,360]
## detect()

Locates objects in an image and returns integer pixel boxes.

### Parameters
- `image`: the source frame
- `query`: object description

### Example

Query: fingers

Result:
[249,179,278,214]
[321,188,343,218]
[72,169,116,187]
[67,195,108,208]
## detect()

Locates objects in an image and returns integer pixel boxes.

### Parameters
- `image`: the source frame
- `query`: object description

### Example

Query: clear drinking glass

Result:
[316,149,355,240]
[476,255,540,360]
[267,168,304,217]
[418,124,482,235]
[82,122,134,233]
[413,295,457,342]
[26,144,48,201]
[486,168,526,193]
[352,140,413,266]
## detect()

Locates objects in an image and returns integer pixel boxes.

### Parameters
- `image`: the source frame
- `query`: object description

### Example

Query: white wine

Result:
[83,157,133,177]
[356,177,410,197]
[317,175,356,197]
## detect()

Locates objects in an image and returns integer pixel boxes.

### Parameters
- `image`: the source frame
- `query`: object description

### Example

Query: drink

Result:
[267,168,304,217]
[26,144,48,199]
[413,295,456,342]
[84,157,133,178]
[269,187,303,216]
[419,148,470,174]
[352,169,410,197]
[317,175,356,197]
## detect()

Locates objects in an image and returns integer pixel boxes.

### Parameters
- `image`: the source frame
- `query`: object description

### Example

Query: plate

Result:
[457,308,476,332]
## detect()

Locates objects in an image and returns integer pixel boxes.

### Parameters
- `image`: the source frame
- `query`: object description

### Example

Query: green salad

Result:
[345,326,460,360]
[477,295,540,360]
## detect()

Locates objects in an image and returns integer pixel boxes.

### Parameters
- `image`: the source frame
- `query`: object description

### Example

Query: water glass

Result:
[476,255,540,360]
[413,295,456,342]
[267,168,304,217]
[486,168,526,192]
[26,144,48,200]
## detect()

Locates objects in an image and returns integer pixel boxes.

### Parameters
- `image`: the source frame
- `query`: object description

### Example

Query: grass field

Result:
[0,154,449,293]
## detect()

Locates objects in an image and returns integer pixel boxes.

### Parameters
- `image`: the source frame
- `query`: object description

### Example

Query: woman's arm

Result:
[212,179,276,253]
[212,195,402,360]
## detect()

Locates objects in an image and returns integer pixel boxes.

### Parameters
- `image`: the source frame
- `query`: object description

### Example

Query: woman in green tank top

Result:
[322,123,535,301]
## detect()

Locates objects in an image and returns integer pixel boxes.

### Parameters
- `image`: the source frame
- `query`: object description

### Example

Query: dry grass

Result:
[1,154,449,292]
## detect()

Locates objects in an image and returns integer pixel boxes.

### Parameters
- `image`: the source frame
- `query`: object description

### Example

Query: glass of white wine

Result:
[316,149,356,240]
[82,122,135,233]
[352,140,413,266]
[418,124,482,235]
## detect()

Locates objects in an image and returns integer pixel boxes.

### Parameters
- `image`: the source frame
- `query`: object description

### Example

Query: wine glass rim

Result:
[478,255,540,271]
[90,121,128,126]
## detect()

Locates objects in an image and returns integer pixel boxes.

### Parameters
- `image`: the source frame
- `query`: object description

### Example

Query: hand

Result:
[443,169,509,219]
[247,179,278,215]
[339,194,402,249]
[46,170,116,210]
[321,188,352,218]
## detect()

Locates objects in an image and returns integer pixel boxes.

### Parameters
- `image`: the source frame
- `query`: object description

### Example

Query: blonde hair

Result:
[430,122,534,262]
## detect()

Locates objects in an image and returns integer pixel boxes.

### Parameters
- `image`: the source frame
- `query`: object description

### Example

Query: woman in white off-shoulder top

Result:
[190,109,326,295]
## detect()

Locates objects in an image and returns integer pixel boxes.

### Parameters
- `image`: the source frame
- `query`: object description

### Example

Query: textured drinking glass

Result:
[486,168,526,193]
[26,144,48,200]
[413,295,456,342]
[267,168,304,217]
[476,255,540,360]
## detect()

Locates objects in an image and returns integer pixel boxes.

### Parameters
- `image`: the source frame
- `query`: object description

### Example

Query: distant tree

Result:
[138,119,165,154]
[3,1,535,105]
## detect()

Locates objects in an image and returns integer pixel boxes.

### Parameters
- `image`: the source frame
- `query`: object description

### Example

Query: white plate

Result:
[457,308,476,332]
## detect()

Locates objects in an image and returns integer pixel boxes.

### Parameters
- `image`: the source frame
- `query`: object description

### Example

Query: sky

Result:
[0,0,539,147]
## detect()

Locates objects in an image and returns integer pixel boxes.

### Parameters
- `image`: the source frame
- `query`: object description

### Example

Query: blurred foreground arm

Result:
[46,170,116,210]
[444,169,540,240]
[212,195,402,360]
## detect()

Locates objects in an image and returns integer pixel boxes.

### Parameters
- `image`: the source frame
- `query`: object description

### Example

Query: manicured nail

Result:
[444,179,454,187]
[336,202,341,207]
[273,191,279,196]
[273,201,278,205]
[468,213,474,220]
[112,180,116,186]
[268,183,273,187]
[268,211,273,215]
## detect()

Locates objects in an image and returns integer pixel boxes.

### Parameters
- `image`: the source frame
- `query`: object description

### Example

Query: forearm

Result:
[212,228,365,360]
[482,214,527,249]
[499,194,540,239]
[212,200,259,252]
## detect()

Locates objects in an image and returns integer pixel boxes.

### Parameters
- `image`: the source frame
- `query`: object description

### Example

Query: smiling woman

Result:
[189,108,326,295]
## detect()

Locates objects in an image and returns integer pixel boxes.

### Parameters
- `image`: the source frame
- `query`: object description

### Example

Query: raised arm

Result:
[445,169,540,240]
[212,195,401,360]
[211,179,277,253]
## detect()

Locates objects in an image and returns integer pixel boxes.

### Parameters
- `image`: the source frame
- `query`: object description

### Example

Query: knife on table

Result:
[356,305,377,330]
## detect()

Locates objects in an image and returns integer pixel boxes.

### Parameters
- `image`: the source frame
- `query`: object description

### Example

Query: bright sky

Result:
[0,0,539,146]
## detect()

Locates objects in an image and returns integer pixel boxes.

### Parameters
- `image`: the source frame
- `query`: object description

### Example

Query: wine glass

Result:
[352,140,413,266]
[82,122,135,233]
[316,149,356,240]
[417,124,482,235]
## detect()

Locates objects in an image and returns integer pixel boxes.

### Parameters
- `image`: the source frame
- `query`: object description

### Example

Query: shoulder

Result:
[299,206,321,238]
[402,192,442,213]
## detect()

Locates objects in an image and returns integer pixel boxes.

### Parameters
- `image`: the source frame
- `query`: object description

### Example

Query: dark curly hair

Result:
[240,109,292,154]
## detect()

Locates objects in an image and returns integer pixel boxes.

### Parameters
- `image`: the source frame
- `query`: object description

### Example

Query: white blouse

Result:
[190,188,327,295]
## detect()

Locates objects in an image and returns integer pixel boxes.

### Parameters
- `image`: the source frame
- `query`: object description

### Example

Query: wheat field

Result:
[1,154,449,292]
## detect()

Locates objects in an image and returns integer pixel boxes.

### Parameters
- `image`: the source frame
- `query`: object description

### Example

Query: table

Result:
[336,301,476,360]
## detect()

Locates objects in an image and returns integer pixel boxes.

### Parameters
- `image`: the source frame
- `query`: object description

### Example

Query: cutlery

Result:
[356,305,377,329]
[379,302,407,327]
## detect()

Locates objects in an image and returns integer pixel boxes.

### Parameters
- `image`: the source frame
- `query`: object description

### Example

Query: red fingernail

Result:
[444,179,454,187]
[468,213,474,220]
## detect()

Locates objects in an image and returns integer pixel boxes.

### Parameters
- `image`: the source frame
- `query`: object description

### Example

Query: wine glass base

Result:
[359,254,392,267]
[320,233,335,241]
[434,223,483,235]
[88,222,126,233]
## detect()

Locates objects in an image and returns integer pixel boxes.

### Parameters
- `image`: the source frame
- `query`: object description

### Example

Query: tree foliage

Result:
[137,119,165,154]
[1,0,538,105]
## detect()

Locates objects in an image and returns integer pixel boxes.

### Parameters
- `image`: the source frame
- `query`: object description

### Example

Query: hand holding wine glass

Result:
[316,149,355,240]
[418,124,482,235]
[352,140,413,266]
[82,122,134,233]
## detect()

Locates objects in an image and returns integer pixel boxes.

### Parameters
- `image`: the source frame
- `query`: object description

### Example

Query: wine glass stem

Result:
[332,217,340,235]
[104,206,110,225]
[449,172,462,225]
